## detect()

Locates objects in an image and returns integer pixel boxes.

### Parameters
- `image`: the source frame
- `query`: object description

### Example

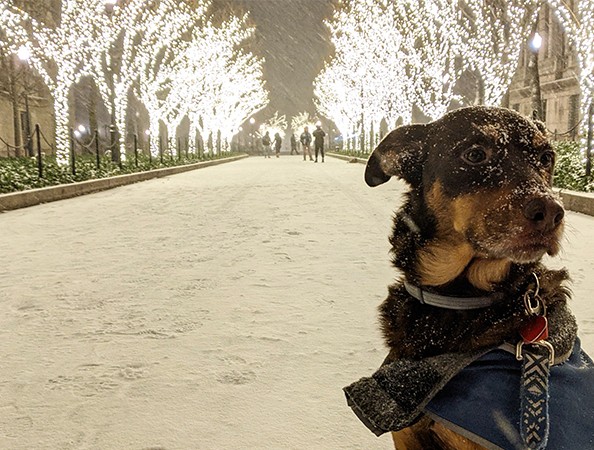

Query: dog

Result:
[344,106,594,449]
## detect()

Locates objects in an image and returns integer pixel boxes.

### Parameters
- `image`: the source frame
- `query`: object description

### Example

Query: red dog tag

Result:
[520,315,549,343]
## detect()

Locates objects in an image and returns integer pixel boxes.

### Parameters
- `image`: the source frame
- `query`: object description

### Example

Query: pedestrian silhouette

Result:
[262,131,271,158]
[290,133,299,155]
[300,127,313,161]
[274,132,282,158]
[313,124,326,163]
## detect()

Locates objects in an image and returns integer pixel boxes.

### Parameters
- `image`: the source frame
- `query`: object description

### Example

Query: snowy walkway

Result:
[0,155,593,450]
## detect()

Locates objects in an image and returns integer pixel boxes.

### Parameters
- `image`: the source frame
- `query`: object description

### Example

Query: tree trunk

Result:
[8,56,23,156]
[188,122,197,154]
[114,82,130,162]
[53,87,71,165]
[148,118,160,157]
[167,123,177,157]
[88,83,98,137]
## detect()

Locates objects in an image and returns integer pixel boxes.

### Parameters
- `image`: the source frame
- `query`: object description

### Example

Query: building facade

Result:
[507,4,581,141]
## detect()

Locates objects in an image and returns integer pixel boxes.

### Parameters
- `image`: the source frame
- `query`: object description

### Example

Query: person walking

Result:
[262,131,271,158]
[273,132,282,158]
[300,126,313,161]
[313,123,326,163]
[290,133,299,155]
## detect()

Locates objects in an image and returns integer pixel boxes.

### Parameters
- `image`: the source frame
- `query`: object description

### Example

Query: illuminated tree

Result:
[548,0,594,135]
[315,0,402,151]
[92,0,151,161]
[291,112,317,134]
[258,111,287,140]
[0,2,51,155]
[314,61,361,144]
[459,0,538,106]
[133,0,202,157]
[208,52,267,152]
[389,0,466,120]
[183,16,267,155]
[0,0,124,164]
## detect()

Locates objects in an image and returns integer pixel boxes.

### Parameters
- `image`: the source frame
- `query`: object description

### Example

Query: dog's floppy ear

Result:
[365,124,427,187]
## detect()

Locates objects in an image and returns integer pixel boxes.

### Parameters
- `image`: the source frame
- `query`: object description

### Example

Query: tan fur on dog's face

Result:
[366,106,565,289]
[427,180,563,264]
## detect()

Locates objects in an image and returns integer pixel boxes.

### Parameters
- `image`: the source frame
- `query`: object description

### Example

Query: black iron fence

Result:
[0,123,252,180]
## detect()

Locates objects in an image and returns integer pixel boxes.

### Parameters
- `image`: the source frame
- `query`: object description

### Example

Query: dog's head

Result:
[366,106,564,288]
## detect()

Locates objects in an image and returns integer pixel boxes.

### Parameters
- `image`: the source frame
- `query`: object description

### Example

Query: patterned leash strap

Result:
[518,341,553,449]
[516,273,554,450]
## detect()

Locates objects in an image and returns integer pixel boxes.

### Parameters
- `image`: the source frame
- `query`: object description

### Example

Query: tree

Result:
[132,0,201,156]
[315,0,396,152]
[182,16,267,155]
[0,1,52,155]
[0,0,118,164]
[291,112,317,135]
[258,112,287,141]
[459,0,538,106]
[548,0,594,135]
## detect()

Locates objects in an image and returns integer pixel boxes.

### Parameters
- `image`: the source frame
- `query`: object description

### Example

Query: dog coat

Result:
[344,339,594,449]
[427,339,594,449]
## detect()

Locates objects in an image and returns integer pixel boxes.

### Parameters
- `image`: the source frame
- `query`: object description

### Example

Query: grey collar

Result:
[404,281,501,310]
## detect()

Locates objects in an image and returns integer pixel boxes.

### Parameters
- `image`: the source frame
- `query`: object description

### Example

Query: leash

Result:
[515,273,553,450]
[406,273,555,449]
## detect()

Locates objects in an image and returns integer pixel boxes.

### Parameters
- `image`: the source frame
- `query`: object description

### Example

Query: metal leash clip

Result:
[523,272,546,316]
[516,273,554,367]
[515,339,555,368]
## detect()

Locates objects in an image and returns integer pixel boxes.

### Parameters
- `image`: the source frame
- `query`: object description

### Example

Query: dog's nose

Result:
[523,197,565,232]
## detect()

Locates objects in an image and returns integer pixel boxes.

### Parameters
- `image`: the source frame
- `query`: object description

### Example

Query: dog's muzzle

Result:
[523,196,564,233]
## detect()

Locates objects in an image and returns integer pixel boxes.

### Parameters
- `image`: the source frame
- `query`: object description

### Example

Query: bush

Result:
[0,151,238,194]
[552,141,593,192]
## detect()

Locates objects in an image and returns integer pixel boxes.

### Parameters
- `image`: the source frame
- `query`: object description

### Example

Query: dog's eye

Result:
[462,147,488,165]
[539,151,555,168]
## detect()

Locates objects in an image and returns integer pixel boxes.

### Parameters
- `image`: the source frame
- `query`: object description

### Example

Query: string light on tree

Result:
[459,0,539,106]
[1,0,132,164]
[258,112,287,142]
[547,0,594,137]
[291,112,317,135]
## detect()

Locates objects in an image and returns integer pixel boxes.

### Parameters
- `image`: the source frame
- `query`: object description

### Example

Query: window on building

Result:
[512,103,520,112]
[542,99,548,123]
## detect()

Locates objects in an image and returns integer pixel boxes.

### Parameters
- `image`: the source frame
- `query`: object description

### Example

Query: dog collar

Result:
[404,281,500,310]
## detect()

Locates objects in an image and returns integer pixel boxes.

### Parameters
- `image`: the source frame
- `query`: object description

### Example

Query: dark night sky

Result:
[211,0,336,127]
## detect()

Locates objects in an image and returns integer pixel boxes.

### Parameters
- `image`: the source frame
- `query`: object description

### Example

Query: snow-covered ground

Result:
[0,155,592,450]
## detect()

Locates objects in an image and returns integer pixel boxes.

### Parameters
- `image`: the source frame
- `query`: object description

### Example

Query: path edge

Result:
[0,154,248,213]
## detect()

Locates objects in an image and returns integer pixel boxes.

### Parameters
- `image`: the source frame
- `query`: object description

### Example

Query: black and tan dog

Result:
[345,106,594,449]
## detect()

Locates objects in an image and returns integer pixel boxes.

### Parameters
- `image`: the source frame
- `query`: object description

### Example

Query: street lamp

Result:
[17,46,31,62]
[529,31,543,122]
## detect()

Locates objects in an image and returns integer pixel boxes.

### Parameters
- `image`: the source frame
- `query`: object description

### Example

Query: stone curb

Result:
[0,154,248,213]
[327,152,594,217]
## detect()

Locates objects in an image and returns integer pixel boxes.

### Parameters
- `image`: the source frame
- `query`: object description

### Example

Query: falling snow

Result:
[0,157,592,449]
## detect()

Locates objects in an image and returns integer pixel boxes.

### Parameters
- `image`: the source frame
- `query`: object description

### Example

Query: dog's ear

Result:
[365,124,427,187]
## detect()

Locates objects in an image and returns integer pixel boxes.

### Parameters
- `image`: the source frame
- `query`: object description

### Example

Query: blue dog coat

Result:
[345,339,594,449]
[426,339,594,449]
